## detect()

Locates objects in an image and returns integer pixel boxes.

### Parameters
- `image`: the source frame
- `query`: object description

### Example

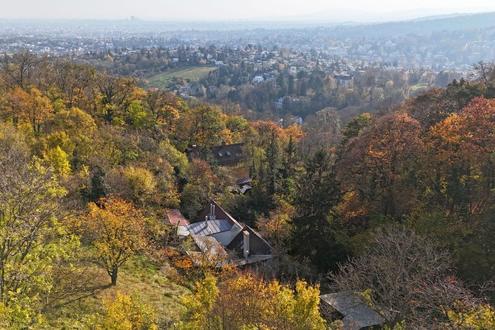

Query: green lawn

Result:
[145,66,217,89]
[44,255,190,329]
[410,83,430,92]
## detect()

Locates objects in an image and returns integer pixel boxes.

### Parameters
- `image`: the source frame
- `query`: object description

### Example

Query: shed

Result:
[320,291,385,330]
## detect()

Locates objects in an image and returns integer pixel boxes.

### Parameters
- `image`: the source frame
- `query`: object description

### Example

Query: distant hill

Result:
[332,12,495,38]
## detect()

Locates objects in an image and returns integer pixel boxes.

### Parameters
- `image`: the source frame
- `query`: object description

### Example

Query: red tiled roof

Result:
[166,209,190,226]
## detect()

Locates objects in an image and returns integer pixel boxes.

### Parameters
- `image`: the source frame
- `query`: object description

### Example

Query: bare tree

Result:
[0,51,39,89]
[474,61,495,84]
[328,226,477,328]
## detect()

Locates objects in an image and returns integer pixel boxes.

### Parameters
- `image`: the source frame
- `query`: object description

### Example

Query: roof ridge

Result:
[210,199,242,227]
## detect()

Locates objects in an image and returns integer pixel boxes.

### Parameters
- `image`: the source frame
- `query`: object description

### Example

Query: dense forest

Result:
[0,51,495,329]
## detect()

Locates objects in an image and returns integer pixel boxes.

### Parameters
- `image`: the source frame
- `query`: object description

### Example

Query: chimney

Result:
[243,231,250,260]
[209,203,216,221]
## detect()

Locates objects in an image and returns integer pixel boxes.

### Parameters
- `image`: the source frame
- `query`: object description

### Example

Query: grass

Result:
[145,66,217,89]
[44,255,190,329]
[410,83,430,92]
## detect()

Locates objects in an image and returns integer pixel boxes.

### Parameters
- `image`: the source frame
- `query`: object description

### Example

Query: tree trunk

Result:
[110,268,118,286]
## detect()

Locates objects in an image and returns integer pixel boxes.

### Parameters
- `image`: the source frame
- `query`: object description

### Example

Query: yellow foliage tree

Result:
[44,145,72,177]
[85,197,147,286]
[179,273,326,330]
[97,292,158,330]
[448,304,495,330]
[179,274,220,330]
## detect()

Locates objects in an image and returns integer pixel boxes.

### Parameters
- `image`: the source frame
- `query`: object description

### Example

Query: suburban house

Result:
[186,143,246,166]
[235,177,253,195]
[320,291,385,330]
[335,73,354,89]
[176,200,273,267]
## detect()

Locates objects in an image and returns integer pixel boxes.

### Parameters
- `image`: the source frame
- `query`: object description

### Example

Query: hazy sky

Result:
[2,0,495,21]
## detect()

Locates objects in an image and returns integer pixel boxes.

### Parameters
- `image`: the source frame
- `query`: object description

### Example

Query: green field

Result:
[146,66,217,89]
[44,255,190,328]
[410,83,430,92]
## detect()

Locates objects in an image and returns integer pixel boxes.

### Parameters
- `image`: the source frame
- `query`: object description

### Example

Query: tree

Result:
[257,198,295,252]
[329,226,477,328]
[178,105,230,148]
[105,166,157,207]
[26,87,53,133]
[158,139,189,176]
[340,112,372,146]
[180,159,218,219]
[47,107,97,169]
[85,197,147,286]
[179,274,220,330]
[448,303,495,329]
[425,97,495,217]
[337,113,424,220]
[126,100,150,128]
[44,146,72,177]
[1,51,38,89]
[302,108,342,153]
[0,124,78,327]
[179,272,326,330]
[96,292,158,330]
[291,150,347,272]
[1,86,30,126]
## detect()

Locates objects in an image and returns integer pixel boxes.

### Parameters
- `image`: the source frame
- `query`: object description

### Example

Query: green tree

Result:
[291,150,348,272]
[0,125,79,327]
[126,100,150,128]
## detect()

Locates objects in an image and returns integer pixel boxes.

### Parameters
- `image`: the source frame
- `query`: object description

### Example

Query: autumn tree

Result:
[0,125,78,327]
[179,274,220,330]
[257,198,295,252]
[339,112,372,147]
[44,107,97,169]
[96,292,158,330]
[144,90,182,137]
[179,272,326,330]
[180,159,219,219]
[302,107,342,153]
[105,166,157,207]
[1,86,30,126]
[329,226,477,328]
[337,112,424,220]
[425,97,495,217]
[97,75,136,124]
[0,51,38,89]
[26,87,53,133]
[177,105,231,148]
[85,197,147,286]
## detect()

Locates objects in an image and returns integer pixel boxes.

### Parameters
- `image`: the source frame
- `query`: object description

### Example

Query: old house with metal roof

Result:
[177,200,273,267]
[186,143,246,166]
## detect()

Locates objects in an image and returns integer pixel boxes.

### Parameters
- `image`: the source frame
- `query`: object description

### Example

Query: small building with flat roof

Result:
[320,291,385,330]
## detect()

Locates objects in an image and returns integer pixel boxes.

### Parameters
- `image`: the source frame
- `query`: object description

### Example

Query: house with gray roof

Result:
[177,200,273,267]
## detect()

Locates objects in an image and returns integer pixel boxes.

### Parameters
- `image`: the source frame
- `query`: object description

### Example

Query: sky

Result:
[2,0,495,21]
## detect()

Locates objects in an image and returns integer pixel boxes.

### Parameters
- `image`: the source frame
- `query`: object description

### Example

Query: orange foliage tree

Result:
[426,97,495,216]
[337,112,424,220]
[85,197,148,286]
